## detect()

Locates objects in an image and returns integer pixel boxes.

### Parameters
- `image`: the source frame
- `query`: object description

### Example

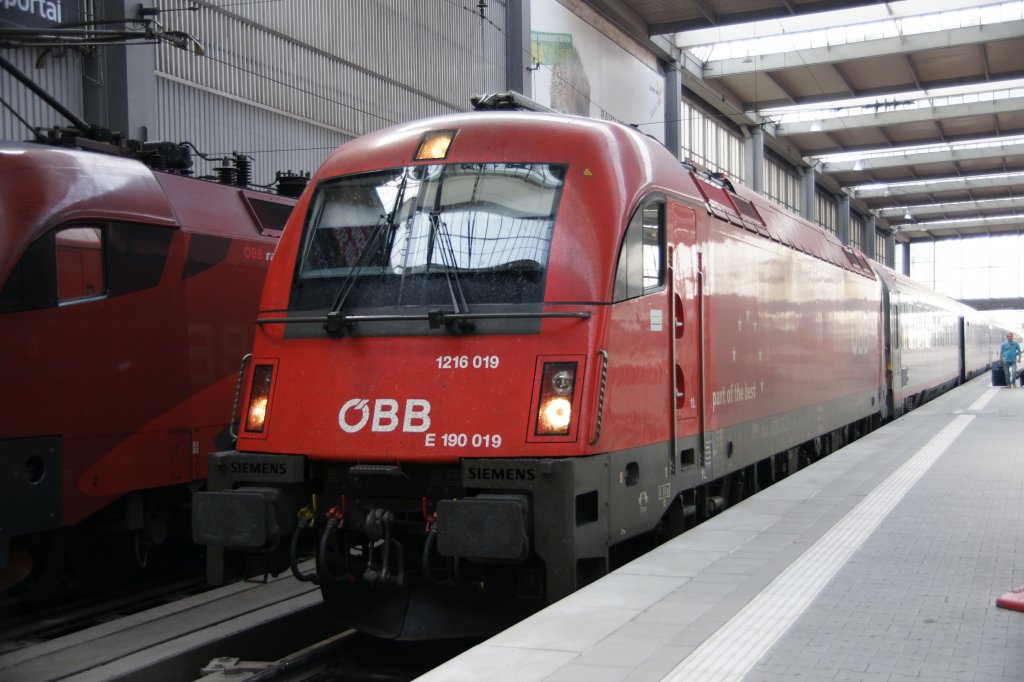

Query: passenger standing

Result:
[1000,332,1021,387]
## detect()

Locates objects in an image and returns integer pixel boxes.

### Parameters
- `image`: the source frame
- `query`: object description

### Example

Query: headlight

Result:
[245,364,274,433]
[540,396,572,432]
[535,362,577,436]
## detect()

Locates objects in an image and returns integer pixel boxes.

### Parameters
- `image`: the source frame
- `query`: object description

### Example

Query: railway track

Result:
[0,573,209,654]
[198,630,481,682]
[0,560,471,681]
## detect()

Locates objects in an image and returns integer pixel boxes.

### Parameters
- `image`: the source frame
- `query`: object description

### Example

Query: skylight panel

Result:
[815,135,1024,165]
[763,80,1024,125]
[849,172,1024,195]
[680,1,1024,64]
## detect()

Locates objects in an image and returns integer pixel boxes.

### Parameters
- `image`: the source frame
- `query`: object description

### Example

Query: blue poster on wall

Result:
[1,1,84,29]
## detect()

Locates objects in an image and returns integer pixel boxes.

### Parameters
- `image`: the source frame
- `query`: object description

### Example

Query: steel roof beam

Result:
[699,21,1024,78]
[655,0,882,35]
[891,215,1024,233]
[876,197,1024,218]
[777,96,1024,135]
[763,70,799,105]
[691,0,718,25]
[571,0,676,62]
[672,0,1006,44]
[819,141,1024,172]
[850,173,1024,197]
[831,61,859,99]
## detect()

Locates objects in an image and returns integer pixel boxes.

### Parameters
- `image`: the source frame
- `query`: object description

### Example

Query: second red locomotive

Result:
[194,100,1002,639]
[1,139,296,593]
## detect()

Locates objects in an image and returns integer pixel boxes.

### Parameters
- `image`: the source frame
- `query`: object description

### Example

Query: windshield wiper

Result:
[321,214,391,335]
[424,165,470,315]
[428,208,472,321]
[321,171,413,335]
[257,308,591,332]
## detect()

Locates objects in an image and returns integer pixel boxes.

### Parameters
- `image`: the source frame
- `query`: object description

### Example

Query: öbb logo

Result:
[338,398,431,433]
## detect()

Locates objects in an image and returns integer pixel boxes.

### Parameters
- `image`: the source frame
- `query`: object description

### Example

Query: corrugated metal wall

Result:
[155,77,349,187]
[0,49,85,142]
[0,0,93,142]
[152,0,509,179]
[1,1,507,179]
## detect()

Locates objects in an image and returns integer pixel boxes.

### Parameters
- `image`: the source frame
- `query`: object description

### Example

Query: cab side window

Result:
[613,200,664,302]
[0,224,107,313]
[56,226,105,303]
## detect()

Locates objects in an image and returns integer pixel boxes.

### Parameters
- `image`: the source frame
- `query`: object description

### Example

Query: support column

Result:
[799,165,816,222]
[506,0,531,97]
[863,215,877,260]
[744,124,763,193]
[837,195,850,245]
[663,61,681,160]
[899,239,909,275]
[83,0,156,141]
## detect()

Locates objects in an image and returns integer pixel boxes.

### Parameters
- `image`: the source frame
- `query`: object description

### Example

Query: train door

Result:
[668,202,702,469]
[888,292,905,417]
[957,317,967,383]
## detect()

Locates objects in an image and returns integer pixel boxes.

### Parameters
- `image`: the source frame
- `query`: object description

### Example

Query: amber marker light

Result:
[536,362,577,436]
[245,364,274,433]
[414,129,457,161]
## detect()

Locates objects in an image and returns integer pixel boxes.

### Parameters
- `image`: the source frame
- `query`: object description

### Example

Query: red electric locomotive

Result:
[0,139,296,592]
[195,96,894,639]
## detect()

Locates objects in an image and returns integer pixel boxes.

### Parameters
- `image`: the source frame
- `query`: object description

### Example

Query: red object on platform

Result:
[996,586,1024,611]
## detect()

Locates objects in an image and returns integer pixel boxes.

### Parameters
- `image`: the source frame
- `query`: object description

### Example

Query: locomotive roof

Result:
[0,142,293,290]
[317,110,673,177]
[0,142,179,288]
[310,111,876,282]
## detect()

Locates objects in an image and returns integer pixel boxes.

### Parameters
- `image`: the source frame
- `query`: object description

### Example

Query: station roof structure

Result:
[586,0,1024,244]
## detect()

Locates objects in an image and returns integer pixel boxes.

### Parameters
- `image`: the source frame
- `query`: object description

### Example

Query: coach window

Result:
[613,200,664,301]
[56,226,105,303]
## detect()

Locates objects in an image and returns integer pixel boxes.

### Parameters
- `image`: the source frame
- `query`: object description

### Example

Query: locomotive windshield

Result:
[290,162,565,313]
